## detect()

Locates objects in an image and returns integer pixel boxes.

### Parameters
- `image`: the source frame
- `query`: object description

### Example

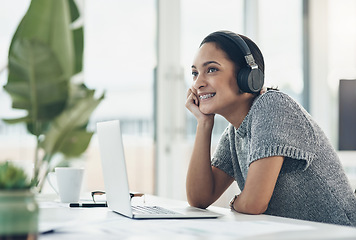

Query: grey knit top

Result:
[211,90,356,226]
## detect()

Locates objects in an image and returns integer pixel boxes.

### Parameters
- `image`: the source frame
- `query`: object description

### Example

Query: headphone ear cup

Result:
[237,67,264,93]
[237,67,252,93]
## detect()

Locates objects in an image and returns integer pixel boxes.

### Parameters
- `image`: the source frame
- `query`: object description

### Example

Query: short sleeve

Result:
[248,92,317,171]
[211,125,236,178]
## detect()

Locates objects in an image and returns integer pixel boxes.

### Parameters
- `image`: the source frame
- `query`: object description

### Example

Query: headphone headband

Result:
[210,31,264,93]
[213,31,256,68]
[215,31,251,54]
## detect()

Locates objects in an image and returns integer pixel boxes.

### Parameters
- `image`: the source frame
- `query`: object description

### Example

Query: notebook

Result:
[96,120,222,219]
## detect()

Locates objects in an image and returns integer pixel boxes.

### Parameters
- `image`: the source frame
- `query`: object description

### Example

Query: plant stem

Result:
[33,136,41,188]
[36,153,53,193]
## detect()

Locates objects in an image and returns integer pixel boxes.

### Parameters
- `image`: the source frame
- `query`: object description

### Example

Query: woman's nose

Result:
[193,74,206,90]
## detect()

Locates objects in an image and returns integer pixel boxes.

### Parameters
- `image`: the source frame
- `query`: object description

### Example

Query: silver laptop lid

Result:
[97,120,133,217]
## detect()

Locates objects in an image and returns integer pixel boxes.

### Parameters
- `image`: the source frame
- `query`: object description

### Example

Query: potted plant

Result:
[0,161,39,239]
[2,0,104,192]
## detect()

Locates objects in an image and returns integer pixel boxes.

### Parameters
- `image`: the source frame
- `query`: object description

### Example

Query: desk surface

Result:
[38,194,356,240]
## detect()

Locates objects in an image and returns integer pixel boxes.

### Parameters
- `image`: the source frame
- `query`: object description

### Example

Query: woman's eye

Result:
[192,71,198,78]
[207,68,218,73]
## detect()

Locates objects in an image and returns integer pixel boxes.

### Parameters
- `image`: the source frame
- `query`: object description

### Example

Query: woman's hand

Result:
[185,88,215,124]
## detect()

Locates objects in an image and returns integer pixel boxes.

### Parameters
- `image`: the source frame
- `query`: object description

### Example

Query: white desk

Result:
[38,194,356,240]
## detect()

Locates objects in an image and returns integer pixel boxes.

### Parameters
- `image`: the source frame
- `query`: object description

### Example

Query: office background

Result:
[0,0,356,206]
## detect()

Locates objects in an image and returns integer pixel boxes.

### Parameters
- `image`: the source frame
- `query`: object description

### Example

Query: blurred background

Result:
[1,0,356,207]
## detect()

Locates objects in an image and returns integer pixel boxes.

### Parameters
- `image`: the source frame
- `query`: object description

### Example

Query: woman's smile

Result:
[199,93,216,100]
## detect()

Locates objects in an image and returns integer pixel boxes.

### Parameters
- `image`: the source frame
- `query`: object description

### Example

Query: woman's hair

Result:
[200,30,265,80]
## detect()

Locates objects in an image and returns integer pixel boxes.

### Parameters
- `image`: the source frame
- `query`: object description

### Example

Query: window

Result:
[258,0,303,103]
[84,0,156,194]
[0,0,157,195]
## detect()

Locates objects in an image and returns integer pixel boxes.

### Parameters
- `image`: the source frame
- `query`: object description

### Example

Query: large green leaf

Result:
[42,84,104,158]
[9,0,74,79]
[4,39,68,135]
[2,0,100,192]
[4,0,84,136]
[57,130,94,157]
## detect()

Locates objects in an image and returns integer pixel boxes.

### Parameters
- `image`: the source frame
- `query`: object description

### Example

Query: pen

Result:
[69,203,107,208]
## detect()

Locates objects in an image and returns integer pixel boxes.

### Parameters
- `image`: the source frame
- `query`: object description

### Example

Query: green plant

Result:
[2,0,104,191]
[0,162,34,190]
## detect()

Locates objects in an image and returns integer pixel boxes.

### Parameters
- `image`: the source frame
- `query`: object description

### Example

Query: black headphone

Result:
[214,31,264,93]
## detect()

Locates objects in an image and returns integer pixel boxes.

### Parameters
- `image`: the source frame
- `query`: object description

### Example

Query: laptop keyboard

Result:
[132,206,179,215]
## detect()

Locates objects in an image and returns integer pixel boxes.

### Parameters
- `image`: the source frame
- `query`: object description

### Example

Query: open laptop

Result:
[96,120,222,219]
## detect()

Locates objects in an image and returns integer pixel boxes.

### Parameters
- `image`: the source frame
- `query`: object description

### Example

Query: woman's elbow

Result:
[187,194,211,209]
[188,200,209,209]
[245,204,268,215]
[237,201,268,215]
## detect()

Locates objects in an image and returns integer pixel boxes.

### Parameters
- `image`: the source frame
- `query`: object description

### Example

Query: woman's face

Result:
[191,42,243,116]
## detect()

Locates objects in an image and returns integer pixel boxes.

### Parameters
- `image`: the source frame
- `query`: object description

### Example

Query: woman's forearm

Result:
[232,156,284,215]
[186,121,215,208]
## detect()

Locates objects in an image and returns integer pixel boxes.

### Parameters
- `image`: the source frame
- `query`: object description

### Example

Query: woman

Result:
[185,30,356,226]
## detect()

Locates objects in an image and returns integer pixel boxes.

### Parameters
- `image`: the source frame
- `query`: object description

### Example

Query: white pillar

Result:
[155,0,186,198]
[243,0,259,40]
[309,0,331,138]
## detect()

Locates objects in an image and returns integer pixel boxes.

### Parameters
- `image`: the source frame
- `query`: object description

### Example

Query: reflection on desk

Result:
[38,194,356,240]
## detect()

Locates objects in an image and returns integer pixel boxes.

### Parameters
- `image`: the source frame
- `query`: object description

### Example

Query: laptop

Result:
[96,120,222,219]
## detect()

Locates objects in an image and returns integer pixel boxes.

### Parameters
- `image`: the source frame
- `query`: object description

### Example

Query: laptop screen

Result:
[97,120,133,217]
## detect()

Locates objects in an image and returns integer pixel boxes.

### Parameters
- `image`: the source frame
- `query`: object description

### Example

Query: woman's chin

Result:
[199,106,213,115]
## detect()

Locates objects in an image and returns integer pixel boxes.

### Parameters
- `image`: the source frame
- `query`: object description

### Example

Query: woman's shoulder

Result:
[247,90,314,132]
[252,90,303,113]
[256,90,295,104]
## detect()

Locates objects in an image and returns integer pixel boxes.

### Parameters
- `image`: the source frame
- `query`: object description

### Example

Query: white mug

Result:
[48,167,84,203]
